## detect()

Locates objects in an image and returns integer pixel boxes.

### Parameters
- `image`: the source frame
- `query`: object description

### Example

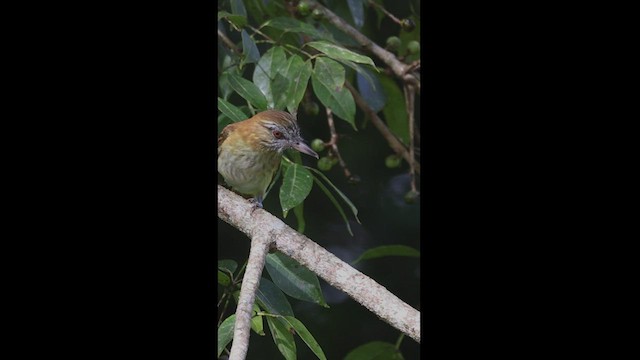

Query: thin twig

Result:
[344,81,420,174]
[325,108,352,179]
[217,29,241,55]
[366,0,402,24]
[403,84,418,193]
[306,0,419,87]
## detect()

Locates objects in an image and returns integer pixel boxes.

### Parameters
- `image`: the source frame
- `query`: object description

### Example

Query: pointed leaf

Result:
[306,41,376,68]
[217,315,236,357]
[227,74,268,110]
[218,98,248,122]
[310,175,353,236]
[283,316,327,360]
[378,74,409,145]
[241,30,260,64]
[312,57,355,128]
[307,167,360,224]
[280,163,313,214]
[218,270,231,286]
[263,17,322,38]
[253,46,287,108]
[250,303,265,336]
[267,317,296,360]
[266,251,328,307]
[280,56,312,114]
[230,0,247,17]
[356,67,386,112]
[352,245,420,265]
[255,277,294,316]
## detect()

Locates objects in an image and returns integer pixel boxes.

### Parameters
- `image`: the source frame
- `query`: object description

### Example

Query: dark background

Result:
[7,1,616,358]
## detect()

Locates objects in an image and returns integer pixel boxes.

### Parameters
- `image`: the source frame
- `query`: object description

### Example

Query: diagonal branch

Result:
[344,81,420,174]
[218,185,421,347]
[306,0,419,88]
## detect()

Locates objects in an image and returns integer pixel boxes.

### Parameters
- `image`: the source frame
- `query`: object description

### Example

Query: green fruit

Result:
[404,190,419,204]
[304,101,319,116]
[407,40,420,55]
[311,138,325,152]
[312,9,323,20]
[317,157,333,171]
[297,1,311,16]
[401,18,416,32]
[385,154,401,168]
[386,36,401,51]
[329,156,339,165]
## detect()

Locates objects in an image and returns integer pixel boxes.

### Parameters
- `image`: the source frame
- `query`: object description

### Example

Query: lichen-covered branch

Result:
[218,185,421,345]
[228,233,272,360]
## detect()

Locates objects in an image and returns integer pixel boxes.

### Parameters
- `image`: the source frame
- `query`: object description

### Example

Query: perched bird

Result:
[218,110,319,208]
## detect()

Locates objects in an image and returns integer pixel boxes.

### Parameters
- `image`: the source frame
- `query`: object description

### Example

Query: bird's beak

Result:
[292,141,319,159]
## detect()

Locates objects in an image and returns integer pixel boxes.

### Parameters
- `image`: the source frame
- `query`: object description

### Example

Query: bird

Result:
[218,109,319,209]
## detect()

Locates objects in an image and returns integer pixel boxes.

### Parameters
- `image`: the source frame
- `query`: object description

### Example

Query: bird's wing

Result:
[217,123,236,156]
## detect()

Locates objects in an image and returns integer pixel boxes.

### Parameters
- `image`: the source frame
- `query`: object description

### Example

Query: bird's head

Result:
[254,110,319,159]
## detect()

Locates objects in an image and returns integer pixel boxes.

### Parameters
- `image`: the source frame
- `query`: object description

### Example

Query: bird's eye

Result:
[273,130,283,139]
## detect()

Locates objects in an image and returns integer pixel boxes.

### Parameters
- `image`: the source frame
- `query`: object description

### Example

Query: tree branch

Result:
[218,185,421,346]
[228,232,272,360]
[344,81,420,174]
[307,0,419,87]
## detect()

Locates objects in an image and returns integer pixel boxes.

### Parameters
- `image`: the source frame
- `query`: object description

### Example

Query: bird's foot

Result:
[248,197,263,214]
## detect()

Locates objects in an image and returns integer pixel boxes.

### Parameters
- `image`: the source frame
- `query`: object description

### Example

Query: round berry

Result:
[311,138,325,152]
[385,154,401,168]
[304,101,319,116]
[401,18,416,32]
[297,1,311,16]
[386,36,401,51]
[404,190,419,204]
[317,157,333,171]
[312,9,323,20]
[407,40,420,55]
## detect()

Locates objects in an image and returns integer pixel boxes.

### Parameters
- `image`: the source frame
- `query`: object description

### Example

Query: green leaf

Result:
[218,98,248,123]
[352,245,420,265]
[356,66,386,112]
[306,167,360,224]
[218,259,238,274]
[293,202,305,234]
[262,17,322,39]
[230,0,247,17]
[218,11,247,30]
[241,30,260,64]
[347,0,365,29]
[378,74,410,145]
[280,56,312,114]
[218,270,231,286]
[250,303,265,336]
[255,277,294,316]
[279,163,313,215]
[310,175,353,236]
[266,317,296,360]
[253,46,287,108]
[265,251,328,307]
[311,57,356,128]
[217,315,235,357]
[227,74,269,110]
[306,41,376,68]
[344,341,404,360]
[283,316,327,360]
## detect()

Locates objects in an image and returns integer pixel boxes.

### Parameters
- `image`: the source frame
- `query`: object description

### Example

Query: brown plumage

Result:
[217,110,318,208]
